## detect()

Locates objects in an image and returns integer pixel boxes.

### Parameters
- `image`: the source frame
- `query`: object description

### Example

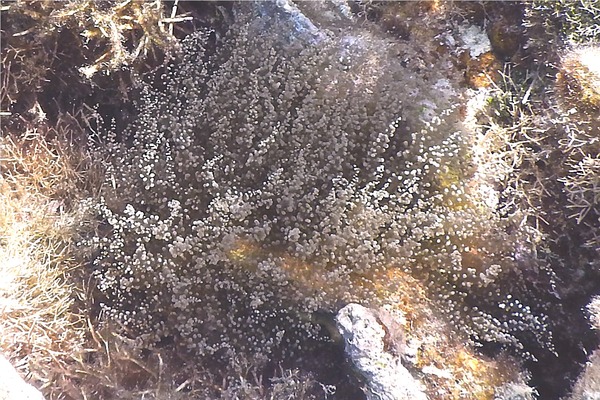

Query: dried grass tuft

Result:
[0,129,91,397]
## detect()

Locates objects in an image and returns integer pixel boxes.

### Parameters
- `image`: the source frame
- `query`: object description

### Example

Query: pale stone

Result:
[0,355,45,400]
[336,303,428,400]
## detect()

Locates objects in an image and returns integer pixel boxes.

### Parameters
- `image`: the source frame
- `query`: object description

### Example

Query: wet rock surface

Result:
[0,355,45,400]
[336,304,427,400]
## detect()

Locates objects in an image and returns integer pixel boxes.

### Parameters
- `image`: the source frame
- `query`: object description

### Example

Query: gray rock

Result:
[494,382,537,400]
[568,297,600,400]
[0,355,45,400]
[568,350,600,400]
[335,303,427,400]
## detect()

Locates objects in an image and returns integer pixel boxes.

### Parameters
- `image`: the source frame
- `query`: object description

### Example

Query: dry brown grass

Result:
[0,2,207,397]
[2,0,185,79]
[0,128,92,397]
[0,128,186,399]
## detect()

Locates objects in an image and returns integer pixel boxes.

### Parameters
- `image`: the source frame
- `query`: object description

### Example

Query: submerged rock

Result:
[567,351,600,400]
[335,303,427,400]
[568,297,600,400]
[0,355,45,400]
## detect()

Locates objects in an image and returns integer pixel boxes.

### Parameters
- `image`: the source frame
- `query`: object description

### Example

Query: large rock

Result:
[568,350,600,400]
[569,297,600,400]
[0,355,45,400]
[336,303,427,400]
